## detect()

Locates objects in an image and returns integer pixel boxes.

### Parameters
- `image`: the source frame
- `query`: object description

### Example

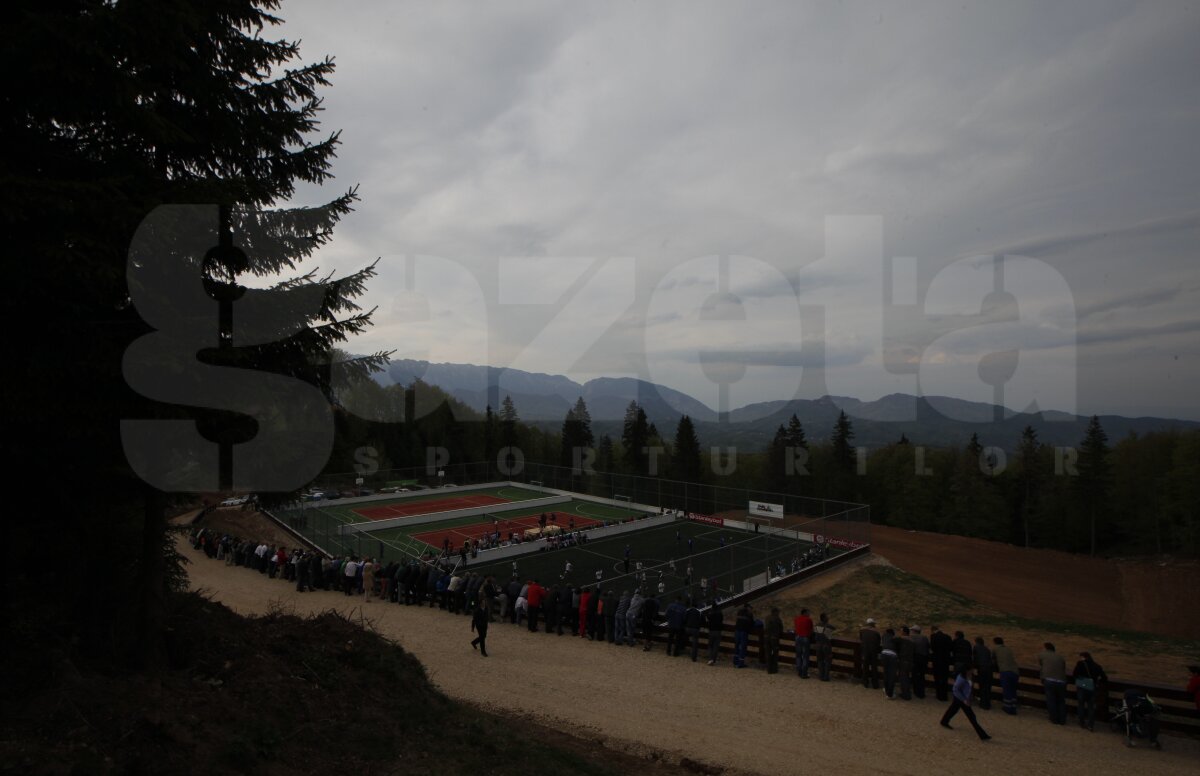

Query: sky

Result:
[276,0,1200,421]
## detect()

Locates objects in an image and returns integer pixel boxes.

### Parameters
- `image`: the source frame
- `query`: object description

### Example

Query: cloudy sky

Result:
[279,0,1200,420]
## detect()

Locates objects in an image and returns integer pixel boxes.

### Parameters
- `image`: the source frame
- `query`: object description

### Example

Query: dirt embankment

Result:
[868,525,1200,641]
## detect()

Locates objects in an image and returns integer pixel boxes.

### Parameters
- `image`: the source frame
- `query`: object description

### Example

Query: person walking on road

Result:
[469,601,490,657]
[940,666,991,741]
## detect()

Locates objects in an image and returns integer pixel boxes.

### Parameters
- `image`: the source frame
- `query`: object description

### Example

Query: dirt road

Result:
[182,539,1198,776]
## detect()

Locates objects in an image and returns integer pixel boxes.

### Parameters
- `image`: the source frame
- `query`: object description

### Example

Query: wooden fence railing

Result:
[642,624,1199,736]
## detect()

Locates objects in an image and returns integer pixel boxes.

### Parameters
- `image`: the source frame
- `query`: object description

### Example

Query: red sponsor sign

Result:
[687,513,724,526]
[813,534,865,550]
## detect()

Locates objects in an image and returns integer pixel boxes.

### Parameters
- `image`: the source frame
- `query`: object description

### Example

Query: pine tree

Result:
[672,415,704,483]
[764,424,789,492]
[571,397,594,449]
[499,395,520,449]
[621,400,650,474]
[1016,425,1041,547]
[785,414,809,450]
[831,411,856,473]
[1077,415,1111,555]
[828,411,857,500]
[6,0,385,674]
[560,404,578,468]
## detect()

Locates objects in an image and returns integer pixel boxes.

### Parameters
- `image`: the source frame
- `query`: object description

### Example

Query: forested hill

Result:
[380,359,1198,452]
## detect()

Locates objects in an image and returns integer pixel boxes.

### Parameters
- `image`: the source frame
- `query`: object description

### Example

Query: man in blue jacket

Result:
[940,666,991,741]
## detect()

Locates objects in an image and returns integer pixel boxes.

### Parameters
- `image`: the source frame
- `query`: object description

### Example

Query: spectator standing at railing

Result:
[578,586,593,637]
[973,637,993,710]
[951,630,972,674]
[684,599,702,662]
[362,558,376,600]
[896,627,914,700]
[793,608,813,679]
[614,590,631,645]
[603,589,618,642]
[1038,642,1068,725]
[640,593,661,652]
[525,579,546,633]
[664,596,687,657]
[764,608,783,674]
[555,585,572,635]
[543,584,560,633]
[909,625,928,698]
[706,604,724,665]
[446,573,465,614]
[733,603,754,668]
[859,618,881,689]
[506,577,521,623]
[880,628,899,698]
[342,556,359,596]
[1071,651,1108,731]
[931,626,953,701]
[586,585,603,640]
[626,590,644,647]
[814,613,835,681]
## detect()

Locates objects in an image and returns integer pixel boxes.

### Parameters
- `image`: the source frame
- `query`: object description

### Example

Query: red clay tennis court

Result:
[353,494,509,521]
[411,513,604,550]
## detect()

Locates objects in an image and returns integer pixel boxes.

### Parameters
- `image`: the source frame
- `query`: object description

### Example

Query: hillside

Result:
[0,593,699,776]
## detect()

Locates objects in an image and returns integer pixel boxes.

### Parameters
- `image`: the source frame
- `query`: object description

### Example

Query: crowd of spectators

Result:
[189,524,1180,747]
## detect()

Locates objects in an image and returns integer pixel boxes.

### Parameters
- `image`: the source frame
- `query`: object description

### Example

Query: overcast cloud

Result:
[278,0,1200,420]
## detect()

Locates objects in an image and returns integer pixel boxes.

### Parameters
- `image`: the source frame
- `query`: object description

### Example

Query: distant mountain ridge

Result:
[380,359,1199,451]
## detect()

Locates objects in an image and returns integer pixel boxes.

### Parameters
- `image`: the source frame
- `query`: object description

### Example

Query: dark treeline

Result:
[326,384,1200,559]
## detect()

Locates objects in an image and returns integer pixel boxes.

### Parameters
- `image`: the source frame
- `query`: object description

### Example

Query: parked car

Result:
[220,495,249,507]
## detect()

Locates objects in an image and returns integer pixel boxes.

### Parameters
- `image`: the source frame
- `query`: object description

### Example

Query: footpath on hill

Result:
[180,530,1199,776]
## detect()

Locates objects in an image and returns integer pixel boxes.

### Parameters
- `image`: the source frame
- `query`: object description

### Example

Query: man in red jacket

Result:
[793,608,814,678]
[578,587,592,637]
[525,579,546,633]
[1187,665,1200,709]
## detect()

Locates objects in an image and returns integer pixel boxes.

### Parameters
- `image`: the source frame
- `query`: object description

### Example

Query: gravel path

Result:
[181,539,1198,776]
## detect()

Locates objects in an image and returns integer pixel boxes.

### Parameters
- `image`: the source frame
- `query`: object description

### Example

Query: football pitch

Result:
[469,519,829,606]
[273,484,842,604]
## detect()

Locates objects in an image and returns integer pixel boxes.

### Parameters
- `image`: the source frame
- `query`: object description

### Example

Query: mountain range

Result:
[381,359,1199,451]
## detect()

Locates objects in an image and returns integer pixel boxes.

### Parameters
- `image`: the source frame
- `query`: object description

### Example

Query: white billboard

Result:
[748,501,784,519]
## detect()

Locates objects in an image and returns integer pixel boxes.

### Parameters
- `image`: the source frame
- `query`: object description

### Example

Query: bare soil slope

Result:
[869,525,1200,640]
